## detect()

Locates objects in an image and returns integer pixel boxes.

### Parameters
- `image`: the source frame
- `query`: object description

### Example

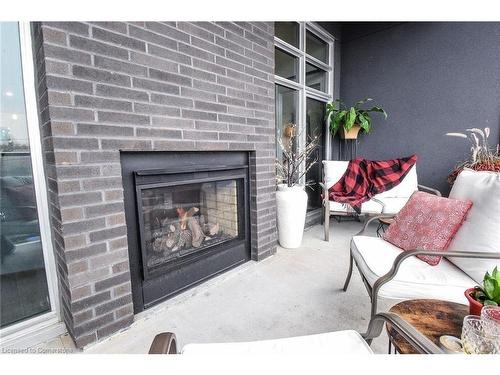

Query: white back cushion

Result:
[447,169,500,284]
[322,160,348,189]
[322,160,418,198]
[375,165,418,198]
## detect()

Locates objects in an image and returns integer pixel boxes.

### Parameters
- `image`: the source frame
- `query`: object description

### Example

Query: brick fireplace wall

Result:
[32,21,276,348]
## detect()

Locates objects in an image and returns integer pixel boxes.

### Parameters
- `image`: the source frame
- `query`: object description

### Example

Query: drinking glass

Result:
[461,315,500,354]
[480,305,500,337]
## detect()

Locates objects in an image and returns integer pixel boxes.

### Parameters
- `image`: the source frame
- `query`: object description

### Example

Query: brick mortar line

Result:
[46,72,274,103]
[44,35,273,81]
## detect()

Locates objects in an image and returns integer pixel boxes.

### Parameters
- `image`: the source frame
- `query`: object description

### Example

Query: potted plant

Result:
[275,124,319,248]
[465,267,500,315]
[326,98,387,139]
[446,127,500,185]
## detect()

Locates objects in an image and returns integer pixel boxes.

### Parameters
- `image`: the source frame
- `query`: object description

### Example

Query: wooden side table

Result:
[376,216,394,237]
[386,299,469,354]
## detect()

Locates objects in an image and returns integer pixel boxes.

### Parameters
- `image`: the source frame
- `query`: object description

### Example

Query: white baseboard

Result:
[0,314,67,351]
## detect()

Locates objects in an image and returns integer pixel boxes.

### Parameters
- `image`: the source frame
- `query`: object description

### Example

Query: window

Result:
[306,98,326,209]
[275,84,299,163]
[306,30,328,63]
[1,22,58,336]
[275,85,298,139]
[274,22,299,48]
[275,48,299,82]
[305,63,328,93]
[274,23,334,211]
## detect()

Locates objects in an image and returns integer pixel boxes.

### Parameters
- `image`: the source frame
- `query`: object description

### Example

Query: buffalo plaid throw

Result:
[328,154,418,213]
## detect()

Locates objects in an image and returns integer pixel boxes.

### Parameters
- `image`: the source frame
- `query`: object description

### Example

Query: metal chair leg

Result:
[324,206,330,242]
[371,292,379,317]
[343,252,353,291]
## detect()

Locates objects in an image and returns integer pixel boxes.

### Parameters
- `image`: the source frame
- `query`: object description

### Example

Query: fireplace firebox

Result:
[121,152,250,312]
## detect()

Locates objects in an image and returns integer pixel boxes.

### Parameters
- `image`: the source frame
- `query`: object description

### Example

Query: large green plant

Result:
[326,98,387,136]
[473,267,500,306]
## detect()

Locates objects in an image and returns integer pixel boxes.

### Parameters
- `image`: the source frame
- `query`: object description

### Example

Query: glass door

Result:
[305,98,326,209]
[1,22,58,334]
[274,22,334,212]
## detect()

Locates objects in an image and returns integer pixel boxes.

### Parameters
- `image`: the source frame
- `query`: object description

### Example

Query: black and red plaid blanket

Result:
[328,154,418,213]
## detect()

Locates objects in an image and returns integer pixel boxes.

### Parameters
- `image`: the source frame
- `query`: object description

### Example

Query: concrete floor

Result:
[40,221,392,354]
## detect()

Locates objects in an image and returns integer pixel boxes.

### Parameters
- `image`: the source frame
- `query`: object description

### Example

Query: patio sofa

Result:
[343,169,500,316]
[322,160,440,241]
[148,312,442,354]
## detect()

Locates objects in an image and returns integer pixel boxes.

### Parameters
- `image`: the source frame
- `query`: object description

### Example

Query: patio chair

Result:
[343,169,500,317]
[148,312,443,354]
[322,160,440,241]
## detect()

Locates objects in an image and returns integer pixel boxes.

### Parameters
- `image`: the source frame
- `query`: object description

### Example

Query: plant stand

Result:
[338,139,358,161]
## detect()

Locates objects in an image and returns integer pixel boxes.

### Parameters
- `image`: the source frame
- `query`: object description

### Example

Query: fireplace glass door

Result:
[138,178,243,277]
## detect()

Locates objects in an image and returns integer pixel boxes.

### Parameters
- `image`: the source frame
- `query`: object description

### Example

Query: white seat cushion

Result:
[351,236,474,304]
[328,200,381,214]
[329,197,408,215]
[374,197,409,215]
[181,330,373,355]
[447,170,500,284]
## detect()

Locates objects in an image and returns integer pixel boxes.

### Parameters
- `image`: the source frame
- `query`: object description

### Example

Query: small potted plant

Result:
[326,98,387,139]
[446,127,500,185]
[465,267,500,315]
[275,124,318,248]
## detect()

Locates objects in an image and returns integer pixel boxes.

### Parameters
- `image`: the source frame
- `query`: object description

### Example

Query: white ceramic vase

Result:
[276,184,308,249]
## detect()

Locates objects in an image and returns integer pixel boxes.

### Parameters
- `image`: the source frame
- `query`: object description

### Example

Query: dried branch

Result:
[446,127,500,184]
[276,124,320,188]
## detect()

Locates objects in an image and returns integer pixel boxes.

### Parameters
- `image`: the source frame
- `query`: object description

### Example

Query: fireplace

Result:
[121,152,250,312]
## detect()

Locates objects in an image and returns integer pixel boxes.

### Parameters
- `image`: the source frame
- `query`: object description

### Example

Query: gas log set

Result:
[150,207,221,253]
[145,204,235,270]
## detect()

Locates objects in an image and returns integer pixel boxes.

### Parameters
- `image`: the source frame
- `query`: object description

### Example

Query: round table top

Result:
[387,299,469,354]
[378,216,395,225]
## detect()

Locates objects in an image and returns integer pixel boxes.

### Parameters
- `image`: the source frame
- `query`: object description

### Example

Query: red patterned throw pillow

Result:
[383,191,472,266]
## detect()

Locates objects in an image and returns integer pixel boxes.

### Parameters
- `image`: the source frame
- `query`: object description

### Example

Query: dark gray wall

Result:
[340,22,500,194]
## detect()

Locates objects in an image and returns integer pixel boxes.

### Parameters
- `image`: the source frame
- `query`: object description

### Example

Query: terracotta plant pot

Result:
[339,124,361,139]
[464,288,484,316]
[283,124,296,138]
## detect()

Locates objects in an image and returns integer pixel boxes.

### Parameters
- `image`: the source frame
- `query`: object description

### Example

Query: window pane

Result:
[306,30,328,63]
[275,85,298,159]
[305,63,328,92]
[306,98,326,210]
[275,48,299,82]
[274,22,299,48]
[1,22,51,328]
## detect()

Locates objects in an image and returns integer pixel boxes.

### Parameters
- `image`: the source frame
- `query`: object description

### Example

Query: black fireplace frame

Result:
[121,151,251,313]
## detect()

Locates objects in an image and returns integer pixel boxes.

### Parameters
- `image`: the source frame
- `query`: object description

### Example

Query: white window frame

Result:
[0,22,65,349]
[274,22,335,183]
